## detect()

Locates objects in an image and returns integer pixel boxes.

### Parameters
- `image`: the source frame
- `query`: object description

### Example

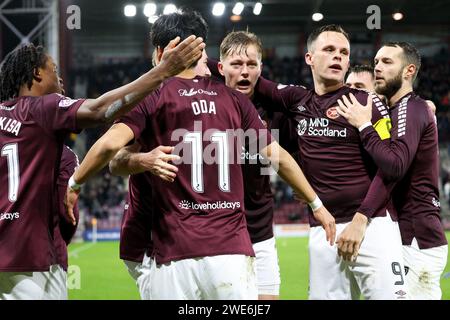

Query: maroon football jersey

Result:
[55,146,80,270]
[118,76,272,264]
[359,92,447,249]
[255,77,394,226]
[120,172,153,263]
[0,94,83,271]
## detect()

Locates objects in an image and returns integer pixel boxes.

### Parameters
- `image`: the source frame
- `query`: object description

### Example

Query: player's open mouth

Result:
[237,79,251,87]
[329,64,342,70]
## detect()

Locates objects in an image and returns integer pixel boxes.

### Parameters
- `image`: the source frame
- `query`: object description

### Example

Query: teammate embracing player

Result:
[65,9,334,300]
[253,25,408,299]
[337,41,448,299]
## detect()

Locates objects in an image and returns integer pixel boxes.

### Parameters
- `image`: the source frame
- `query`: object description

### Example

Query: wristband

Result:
[68,175,82,191]
[309,195,323,211]
[358,121,372,132]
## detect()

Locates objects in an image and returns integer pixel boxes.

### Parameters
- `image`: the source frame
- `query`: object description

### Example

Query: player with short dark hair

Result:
[253,24,408,299]
[65,10,334,300]
[0,37,204,299]
[337,41,448,300]
[345,65,375,91]
[115,50,212,299]
[306,24,350,52]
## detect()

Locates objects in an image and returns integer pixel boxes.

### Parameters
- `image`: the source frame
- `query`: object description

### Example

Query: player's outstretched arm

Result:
[109,144,180,182]
[260,141,336,245]
[75,36,205,129]
[65,123,135,225]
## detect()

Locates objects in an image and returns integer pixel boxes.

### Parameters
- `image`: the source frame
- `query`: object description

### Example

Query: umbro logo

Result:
[297,105,306,112]
[395,290,407,298]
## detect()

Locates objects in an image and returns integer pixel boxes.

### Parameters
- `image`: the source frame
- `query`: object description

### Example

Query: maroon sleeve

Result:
[357,171,396,218]
[359,98,428,181]
[254,76,308,115]
[31,93,85,134]
[116,94,157,141]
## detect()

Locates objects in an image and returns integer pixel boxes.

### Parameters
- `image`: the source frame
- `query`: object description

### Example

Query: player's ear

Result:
[33,67,43,83]
[305,52,313,66]
[156,46,164,65]
[404,64,416,81]
[218,61,225,76]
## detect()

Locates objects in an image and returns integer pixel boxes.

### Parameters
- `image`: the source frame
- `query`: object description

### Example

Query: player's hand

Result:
[64,186,80,226]
[159,35,205,77]
[141,146,180,182]
[312,206,336,246]
[336,93,373,128]
[335,212,368,261]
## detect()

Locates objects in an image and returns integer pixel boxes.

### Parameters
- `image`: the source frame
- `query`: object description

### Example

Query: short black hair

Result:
[307,24,349,51]
[383,41,421,80]
[349,65,374,78]
[0,43,48,102]
[150,8,208,49]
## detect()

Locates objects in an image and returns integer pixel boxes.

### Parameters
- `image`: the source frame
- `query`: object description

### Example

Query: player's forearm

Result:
[75,64,171,128]
[261,142,317,203]
[73,124,134,185]
[75,36,204,128]
[357,170,396,219]
[73,138,124,185]
[109,149,146,176]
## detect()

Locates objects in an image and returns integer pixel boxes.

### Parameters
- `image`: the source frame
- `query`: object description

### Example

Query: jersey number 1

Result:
[1,143,19,202]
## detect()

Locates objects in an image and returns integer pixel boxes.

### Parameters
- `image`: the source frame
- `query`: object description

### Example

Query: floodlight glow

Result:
[232,2,244,15]
[148,15,159,24]
[212,2,225,16]
[253,2,262,15]
[163,4,177,15]
[144,3,157,17]
[124,4,137,17]
[392,12,403,20]
[312,12,323,21]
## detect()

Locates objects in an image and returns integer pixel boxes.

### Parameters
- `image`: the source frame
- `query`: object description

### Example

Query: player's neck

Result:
[18,86,41,97]
[176,69,197,79]
[389,83,413,106]
[313,78,343,96]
